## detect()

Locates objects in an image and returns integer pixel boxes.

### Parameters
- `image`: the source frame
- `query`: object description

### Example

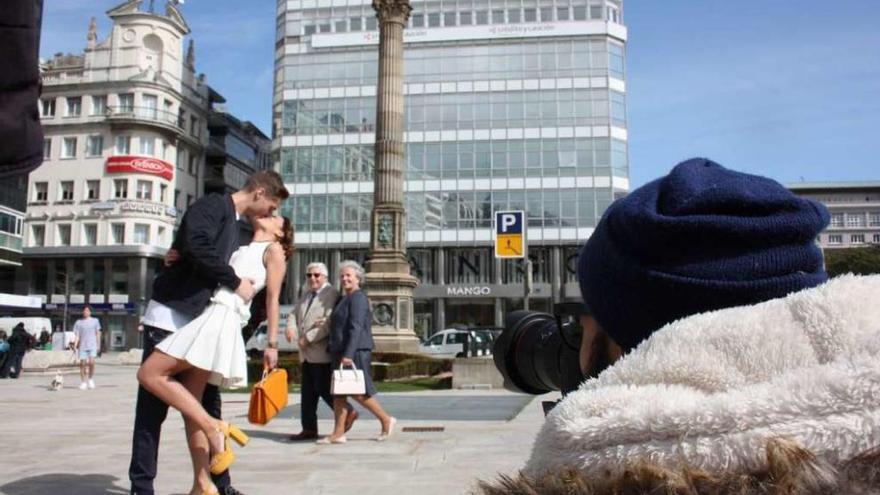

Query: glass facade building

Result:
[274,0,628,338]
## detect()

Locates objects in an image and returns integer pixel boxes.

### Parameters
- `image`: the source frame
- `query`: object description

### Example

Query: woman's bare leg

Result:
[328,397,349,439]
[352,395,393,432]
[137,350,220,436]
[179,368,217,494]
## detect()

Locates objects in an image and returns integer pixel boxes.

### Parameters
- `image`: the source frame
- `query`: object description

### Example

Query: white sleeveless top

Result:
[211,241,271,322]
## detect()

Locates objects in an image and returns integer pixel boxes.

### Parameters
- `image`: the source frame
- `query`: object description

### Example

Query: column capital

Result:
[372,0,412,25]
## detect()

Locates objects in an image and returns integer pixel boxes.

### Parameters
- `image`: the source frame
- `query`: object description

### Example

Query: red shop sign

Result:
[106,155,174,181]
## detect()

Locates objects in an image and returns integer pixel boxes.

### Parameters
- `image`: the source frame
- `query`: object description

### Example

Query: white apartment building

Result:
[788,182,880,249]
[21,0,210,348]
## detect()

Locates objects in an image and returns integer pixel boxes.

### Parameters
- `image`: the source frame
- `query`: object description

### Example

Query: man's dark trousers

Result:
[129,325,231,494]
[300,361,336,433]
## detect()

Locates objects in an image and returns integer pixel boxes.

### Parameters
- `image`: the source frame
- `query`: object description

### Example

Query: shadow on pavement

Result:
[0,473,127,495]
[239,428,292,444]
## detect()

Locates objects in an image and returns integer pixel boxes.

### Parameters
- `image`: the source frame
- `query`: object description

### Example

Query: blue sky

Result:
[41,0,879,187]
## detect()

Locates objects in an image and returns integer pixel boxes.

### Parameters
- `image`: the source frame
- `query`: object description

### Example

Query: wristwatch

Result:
[266,341,278,349]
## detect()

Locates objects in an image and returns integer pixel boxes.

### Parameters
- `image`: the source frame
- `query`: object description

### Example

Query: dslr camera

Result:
[493,302,616,402]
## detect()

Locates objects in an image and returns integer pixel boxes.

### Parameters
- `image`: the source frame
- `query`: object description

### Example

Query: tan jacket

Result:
[286,284,339,364]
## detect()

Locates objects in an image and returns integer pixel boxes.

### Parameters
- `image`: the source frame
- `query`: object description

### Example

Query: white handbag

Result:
[331,362,366,395]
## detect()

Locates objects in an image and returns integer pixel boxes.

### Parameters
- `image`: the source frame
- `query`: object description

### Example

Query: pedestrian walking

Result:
[285,262,358,441]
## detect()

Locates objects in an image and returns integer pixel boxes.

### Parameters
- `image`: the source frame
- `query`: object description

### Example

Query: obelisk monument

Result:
[365,0,420,352]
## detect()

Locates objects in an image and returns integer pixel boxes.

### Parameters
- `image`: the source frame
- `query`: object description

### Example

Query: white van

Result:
[0,317,52,339]
[243,305,297,358]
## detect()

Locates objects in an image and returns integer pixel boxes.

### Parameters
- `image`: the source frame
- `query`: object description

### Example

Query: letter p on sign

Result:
[495,210,524,258]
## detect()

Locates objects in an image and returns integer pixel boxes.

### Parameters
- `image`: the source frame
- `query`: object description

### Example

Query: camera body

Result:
[493,302,586,396]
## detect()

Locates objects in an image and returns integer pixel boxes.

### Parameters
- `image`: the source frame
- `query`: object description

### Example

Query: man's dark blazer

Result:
[151,193,242,318]
[328,289,374,359]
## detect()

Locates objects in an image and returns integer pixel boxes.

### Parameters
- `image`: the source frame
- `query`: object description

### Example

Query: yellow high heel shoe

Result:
[209,422,249,475]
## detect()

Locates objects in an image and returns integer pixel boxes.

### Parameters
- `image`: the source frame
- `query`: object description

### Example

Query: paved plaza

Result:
[0,357,553,495]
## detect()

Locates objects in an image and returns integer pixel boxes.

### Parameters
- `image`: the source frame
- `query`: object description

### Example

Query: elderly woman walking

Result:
[318,260,396,444]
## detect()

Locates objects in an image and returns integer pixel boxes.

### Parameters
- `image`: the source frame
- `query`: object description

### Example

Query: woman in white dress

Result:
[137,215,293,495]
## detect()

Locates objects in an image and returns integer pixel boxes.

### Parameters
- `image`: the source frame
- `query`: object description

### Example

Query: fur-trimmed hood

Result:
[518,275,880,493]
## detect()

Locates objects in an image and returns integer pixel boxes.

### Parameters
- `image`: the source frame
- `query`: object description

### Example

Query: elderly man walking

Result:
[286,262,357,441]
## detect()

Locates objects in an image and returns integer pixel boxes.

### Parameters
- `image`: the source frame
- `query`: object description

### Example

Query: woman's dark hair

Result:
[278,217,294,260]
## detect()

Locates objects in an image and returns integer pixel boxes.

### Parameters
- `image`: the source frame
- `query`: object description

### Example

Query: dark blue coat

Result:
[150,193,242,318]
[328,289,374,359]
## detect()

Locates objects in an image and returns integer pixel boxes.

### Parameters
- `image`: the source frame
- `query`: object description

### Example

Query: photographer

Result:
[485,158,880,494]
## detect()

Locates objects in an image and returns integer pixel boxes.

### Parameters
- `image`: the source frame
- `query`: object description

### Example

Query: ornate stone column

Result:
[365,0,419,353]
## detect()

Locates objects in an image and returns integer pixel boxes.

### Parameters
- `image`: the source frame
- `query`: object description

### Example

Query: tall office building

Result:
[274,0,628,338]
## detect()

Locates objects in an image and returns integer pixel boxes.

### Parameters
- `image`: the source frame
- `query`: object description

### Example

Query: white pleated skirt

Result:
[156,297,249,389]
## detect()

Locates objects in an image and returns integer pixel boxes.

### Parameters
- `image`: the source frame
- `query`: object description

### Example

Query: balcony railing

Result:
[106,106,182,131]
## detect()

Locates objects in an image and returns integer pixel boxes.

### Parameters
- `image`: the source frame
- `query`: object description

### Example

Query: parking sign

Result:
[495,210,525,258]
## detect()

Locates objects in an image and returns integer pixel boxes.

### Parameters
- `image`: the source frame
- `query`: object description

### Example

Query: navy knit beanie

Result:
[578,158,830,352]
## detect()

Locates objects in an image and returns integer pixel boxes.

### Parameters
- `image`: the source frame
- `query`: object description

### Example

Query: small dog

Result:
[49,371,64,391]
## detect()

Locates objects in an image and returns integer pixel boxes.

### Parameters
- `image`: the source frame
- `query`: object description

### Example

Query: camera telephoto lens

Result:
[493,310,583,396]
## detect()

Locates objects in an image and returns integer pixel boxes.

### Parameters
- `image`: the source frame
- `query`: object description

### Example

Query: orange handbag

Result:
[248,367,289,425]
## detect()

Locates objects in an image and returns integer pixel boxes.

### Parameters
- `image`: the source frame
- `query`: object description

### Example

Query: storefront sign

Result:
[446,286,492,297]
[312,21,626,48]
[106,155,173,181]
[119,201,177,218]
[90,201,116,211]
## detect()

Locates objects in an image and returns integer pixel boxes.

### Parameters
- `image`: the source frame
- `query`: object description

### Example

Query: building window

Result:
[142,94,158,119]
[118,93,134,112]
[830,213,844,227]
[59,181,74,201]
[303,24,317,35]
[83,224,97,246]
[846,214,865,227]
[870,212,880,227]
[174,189,181,208]
[158,226,166,244]
[62,137,77,158]
[31,225,45,247]
[365,17,377,30]
[874,234,880,244]
[177,148,185,170]
[556,6,570,21]
[828,234,843,245]
[57,224,72,246]
[475,10,489,25]
[91,95,107,115]
[160,184,168,203]
[851,234,865,245]
[114,179,128,199]
[43,138,51,159]
[136,180,153,200]
[540,7,553,21]
[140,136,155,156]
[573,5,587,20]
[411,13,424,27]
[445,12,458,26]
[85,180,100,200]
[188,155,197,175]
[190,116,199,137]
[41,98,55,118]
[34,182,48,202]
[115,135,131,155]
[507,9,520,23]
[111,223,125,244]
[86,135,104,157]
[459,11,472,25]
[66,97,82,117]
[187,193,194,206]
[134,223,150,245]
[523,8,537,22]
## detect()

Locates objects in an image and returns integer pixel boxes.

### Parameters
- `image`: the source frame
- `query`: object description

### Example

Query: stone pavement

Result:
[0,358,556,495]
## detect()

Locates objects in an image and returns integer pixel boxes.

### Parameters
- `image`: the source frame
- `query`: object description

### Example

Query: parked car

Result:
[244,318,297,359]
[419,328,492,358]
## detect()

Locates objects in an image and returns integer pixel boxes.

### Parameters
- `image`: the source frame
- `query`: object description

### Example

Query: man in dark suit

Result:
[128,171,289,495]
